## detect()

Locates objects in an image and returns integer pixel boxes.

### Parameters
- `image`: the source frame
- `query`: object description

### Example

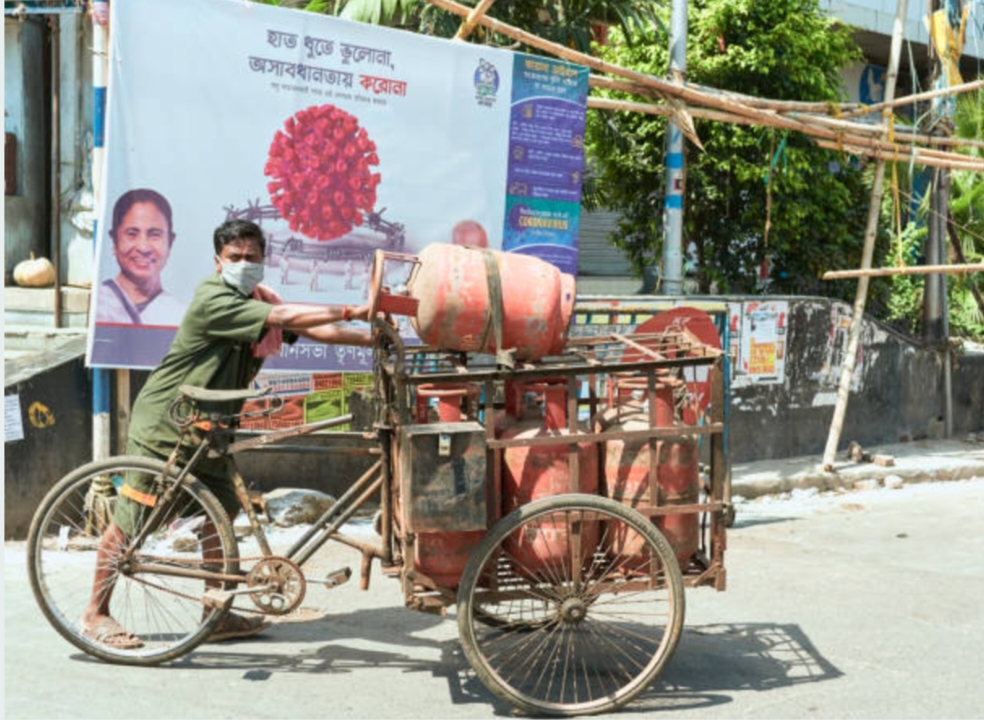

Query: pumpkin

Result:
[13,253,56,287]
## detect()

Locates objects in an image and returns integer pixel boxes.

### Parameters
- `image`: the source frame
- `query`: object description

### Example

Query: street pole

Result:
[821,0,908,471]
[660,0,687,296]
[924,0,963,439]
[91,2,111,461]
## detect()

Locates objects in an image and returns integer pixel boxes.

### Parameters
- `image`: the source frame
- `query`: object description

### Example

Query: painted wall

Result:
[4,17,48,282]
[4,358,94,539]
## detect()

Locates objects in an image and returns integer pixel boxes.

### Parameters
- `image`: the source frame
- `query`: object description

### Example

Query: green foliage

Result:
[946,92,984,341]
[584,0,878,296]
[883,222,926,336]
[339,0,417,27]
[303,0,662,54]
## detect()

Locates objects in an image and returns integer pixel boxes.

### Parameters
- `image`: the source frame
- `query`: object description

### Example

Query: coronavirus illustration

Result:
[264,104,381,241]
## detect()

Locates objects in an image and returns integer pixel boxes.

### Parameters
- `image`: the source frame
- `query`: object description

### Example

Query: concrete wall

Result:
[4,17,48,282]
[571,295,984,463]
[729,298,983,462]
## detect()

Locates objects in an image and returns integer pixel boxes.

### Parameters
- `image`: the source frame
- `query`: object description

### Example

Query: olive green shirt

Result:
[128,274,273,461]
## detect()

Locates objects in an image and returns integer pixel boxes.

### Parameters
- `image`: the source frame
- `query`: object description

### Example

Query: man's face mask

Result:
[217,257,265,296]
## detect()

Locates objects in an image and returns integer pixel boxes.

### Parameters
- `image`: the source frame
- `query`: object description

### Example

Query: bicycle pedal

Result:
[324,567,352,589]
[203,589,234,612]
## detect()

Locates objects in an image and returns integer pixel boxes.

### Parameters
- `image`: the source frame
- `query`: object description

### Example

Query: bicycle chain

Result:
[120,553,296,616]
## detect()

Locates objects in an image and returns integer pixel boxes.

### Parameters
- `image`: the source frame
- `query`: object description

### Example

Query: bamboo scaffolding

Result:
[454,0,497,40]
[814,139,984,171]
[839,78,984,119]
[590,90,984,171]
[588,96,749,126]
[684,82,862,113]
[823,263,984,279]
[430,0,984,165]
[593,75,984,152]
[822,0,908,472]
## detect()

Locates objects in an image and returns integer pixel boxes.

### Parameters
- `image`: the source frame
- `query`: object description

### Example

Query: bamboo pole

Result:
[590,91,984,170]
[588,96,750,126]
[686,82,863,113]
[592,75,984,154]
[839,78,984,119]
[814,139,984,171]
[823,263,984,279]
[821,0,909,473]
[454,0,498,40]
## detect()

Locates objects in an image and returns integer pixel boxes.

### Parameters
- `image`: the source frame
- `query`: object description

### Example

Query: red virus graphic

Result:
[265,105,381,241]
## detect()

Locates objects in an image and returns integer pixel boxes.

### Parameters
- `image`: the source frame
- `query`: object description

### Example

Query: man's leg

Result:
[81,522,127,626]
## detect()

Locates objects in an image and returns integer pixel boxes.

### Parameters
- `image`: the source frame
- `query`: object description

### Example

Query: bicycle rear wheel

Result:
[26,456,240,665]
[457,494,685,716]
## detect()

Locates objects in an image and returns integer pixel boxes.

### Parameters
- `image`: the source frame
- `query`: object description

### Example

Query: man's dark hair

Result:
[213,219,266,256]
[110,188,176,245]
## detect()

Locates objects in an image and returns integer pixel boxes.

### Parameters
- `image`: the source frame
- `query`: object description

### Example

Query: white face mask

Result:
[218,258,265,296]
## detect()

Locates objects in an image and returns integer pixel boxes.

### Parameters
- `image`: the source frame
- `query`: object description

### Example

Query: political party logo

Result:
[474,59,499,107]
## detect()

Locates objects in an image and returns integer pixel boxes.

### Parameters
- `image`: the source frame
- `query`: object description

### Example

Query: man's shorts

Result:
[112,439,242,537]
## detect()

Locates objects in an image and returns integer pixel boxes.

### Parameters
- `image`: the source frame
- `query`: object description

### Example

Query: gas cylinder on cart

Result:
[411,383,488,590]
[499,382,599,575]
[408,243,576,361]
[596,376,700,569]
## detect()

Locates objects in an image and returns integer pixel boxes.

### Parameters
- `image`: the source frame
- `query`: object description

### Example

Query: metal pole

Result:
[659,0,687,296]
[91,3,111,461]
[821,0,908,471]
[924,0,961,438]
[923,167,945,340]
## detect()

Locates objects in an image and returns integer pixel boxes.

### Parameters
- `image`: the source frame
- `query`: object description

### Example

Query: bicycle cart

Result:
[27,272,730,717]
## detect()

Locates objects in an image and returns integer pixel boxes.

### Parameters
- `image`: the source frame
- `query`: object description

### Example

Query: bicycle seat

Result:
[178,385,271,403]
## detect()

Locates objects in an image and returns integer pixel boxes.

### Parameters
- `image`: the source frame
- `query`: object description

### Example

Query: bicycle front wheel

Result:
[26,456,239,665]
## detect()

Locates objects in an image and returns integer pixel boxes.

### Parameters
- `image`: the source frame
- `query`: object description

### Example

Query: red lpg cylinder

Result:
[412,383,487,590]
[499,383,599,574]
[414,383,480,424]
[408,243,576,361]
[596,379,700,569]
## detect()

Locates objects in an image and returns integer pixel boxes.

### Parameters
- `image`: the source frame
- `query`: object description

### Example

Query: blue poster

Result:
[502,55,589,276]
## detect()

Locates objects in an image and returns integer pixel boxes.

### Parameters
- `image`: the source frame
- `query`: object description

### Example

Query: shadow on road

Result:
[68,613,840,716]
[625,621,843,714]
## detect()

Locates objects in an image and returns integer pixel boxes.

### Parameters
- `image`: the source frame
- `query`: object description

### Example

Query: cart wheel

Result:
[457,494,685,717]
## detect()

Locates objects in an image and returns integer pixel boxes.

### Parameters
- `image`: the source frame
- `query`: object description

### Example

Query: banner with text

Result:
[86,0,588,370]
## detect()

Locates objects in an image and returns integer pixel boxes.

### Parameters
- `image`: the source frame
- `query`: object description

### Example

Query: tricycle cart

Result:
[26,251,730,718]
[365,309,729,715]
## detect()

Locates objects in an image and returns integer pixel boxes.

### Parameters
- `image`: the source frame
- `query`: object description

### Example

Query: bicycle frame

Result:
[120,410,391,595]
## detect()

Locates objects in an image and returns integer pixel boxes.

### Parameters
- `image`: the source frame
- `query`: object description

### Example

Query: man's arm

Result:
[266,302,370,331]
[294,324,373,347]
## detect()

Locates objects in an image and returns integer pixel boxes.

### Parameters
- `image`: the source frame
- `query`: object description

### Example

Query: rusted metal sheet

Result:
[399,421,488,532]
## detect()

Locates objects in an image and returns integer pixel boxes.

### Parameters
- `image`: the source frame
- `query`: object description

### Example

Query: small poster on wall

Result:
[732,300,788,386]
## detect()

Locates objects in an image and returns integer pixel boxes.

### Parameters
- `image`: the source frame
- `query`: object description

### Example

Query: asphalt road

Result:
[5,477,984,720]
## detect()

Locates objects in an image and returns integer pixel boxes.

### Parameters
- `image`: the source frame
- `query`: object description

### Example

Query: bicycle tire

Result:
[26,455,240,665]
[457,493,685,717]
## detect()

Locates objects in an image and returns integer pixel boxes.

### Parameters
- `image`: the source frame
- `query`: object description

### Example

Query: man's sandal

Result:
[207,612,271,643]
[82,617,144,649]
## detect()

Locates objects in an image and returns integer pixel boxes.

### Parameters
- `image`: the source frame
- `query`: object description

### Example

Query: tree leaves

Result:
[584,0,874,296]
